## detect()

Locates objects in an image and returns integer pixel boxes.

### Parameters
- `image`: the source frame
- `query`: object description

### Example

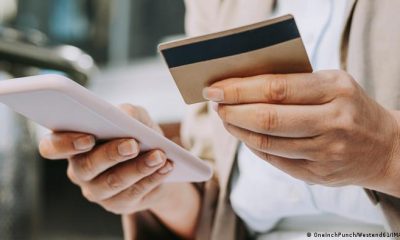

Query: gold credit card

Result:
[159,14,313,105]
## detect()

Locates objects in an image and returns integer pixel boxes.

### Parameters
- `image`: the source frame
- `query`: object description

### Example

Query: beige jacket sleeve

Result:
[184,0,222,37]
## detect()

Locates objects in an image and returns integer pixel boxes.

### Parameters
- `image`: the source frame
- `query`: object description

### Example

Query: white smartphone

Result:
[0,75,212,182]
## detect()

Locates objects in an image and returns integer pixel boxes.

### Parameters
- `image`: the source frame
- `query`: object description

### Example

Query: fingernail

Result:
[118,140,139,156]
[73,135,95,151]
[145,151,165,167]
[158,162,174,175]
[202,87,224,102]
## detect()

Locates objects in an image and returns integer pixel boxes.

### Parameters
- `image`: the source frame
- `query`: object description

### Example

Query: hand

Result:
[39,104,173,214]
[39,104,200,238]
[204,70,400,196]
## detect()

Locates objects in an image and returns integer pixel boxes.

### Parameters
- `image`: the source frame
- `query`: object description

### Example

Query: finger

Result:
[224,123,318,160]
[39,132,95,160]
[66,161,81,185]
[217,103,328,137]
[203,71,337,104]
[118,104,162,133]
[100,161,174,213]
[70,138,140,181]
[85,150,167,200]
[249,147,316,183]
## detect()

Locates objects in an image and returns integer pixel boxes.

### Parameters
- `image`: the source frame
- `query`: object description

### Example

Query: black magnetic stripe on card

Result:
[162,18,300,68]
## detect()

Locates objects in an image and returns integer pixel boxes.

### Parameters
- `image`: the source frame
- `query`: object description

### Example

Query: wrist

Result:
[150,183,200,218]
[375,110,400,197]
[149,183,184,216]
[150,183,201,239]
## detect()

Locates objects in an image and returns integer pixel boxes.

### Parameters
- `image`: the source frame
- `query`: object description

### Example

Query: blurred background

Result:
[0,0,188,239]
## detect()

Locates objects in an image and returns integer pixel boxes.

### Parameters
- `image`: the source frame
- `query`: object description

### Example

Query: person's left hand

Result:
[203,70,400,196]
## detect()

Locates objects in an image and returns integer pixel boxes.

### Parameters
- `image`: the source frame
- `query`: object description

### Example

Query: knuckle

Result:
[328,104,341,122]
[105,142,122,163]
[66,165,78,184]
[104,170,124,191]
[136,107,150,122]
[66,165,74,180]
[329,104,358,133]
[316,70,335,81]
[333,71,358,97]
[135,106,147,116]
[119,103,139,117]
[227,83,242,103]
[218,105,229,121]
[339,112,357,131]
[307,137,326,160]
[146,173,162,185]
[127,184,145,199]
[249,132,270,151]
[81,188,96,202]
[327,141,347,161]
[265,75,288,102]
[256,107,279,132]
[135,158,151,175]
[75,154,94,181]
[119,103,134,111]
[260,152,273,163]
[120,104,148,123]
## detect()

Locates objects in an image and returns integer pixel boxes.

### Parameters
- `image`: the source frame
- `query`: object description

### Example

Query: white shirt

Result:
[230,0,387,235]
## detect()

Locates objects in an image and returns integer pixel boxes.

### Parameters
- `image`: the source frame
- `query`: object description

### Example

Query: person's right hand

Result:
[38,104,175,215]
